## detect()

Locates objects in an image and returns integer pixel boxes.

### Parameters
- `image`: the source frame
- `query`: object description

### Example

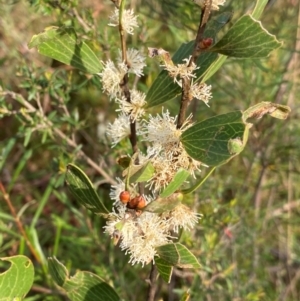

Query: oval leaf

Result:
[181,111,248,166]
[65,164,109,214]
[210,15,282,58]
[155,257,173,283]
[28,27,102,74]
[160,168,190,198]
[128,161,155,184]
[0,256,34,300]
[48,257,120,301]
[156,243,201,269]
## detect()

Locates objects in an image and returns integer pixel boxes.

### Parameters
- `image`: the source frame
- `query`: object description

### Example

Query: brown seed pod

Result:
[119,191,131,204]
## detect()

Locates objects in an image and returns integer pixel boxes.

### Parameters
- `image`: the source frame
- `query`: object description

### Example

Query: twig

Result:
[1,91,116,185]
[190,0,212,65]
[177,0,212,129]
[0,182,41,263]
[146,263,159,301]
[72,8,92,32]
[118,0,138,155]
[117,0,143,195]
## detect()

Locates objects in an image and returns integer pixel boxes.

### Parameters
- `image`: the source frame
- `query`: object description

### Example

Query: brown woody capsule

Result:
[119,191,130,204]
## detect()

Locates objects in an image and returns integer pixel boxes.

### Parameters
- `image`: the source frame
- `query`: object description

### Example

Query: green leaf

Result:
[27,227,46,264]
[179,291,191,301]
[210,15,282,58]
[116,155,131,169]
[48,257,68,287]
[201,1,272,82]
[181,103,291,167]
[0,138,16,172]
[144,193,183,214]
[28,27,102,74]
[128,161,155,184]
[202,12,232,39]
[155,257,173,283]
[48,257,121,301]
[201,54,227,82]
[156,243,201,269]
[145,12,232,108]
[181,111,248,166]
[160,168,190,198]
[65,164,109,215]
[0,256,34,300]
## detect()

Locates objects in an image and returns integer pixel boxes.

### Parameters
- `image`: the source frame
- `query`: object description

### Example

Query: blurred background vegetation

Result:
[0,0,299,300]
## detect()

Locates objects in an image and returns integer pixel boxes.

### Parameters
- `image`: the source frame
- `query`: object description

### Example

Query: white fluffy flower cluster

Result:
[139,110,203,191]
[108,8,139,35]
[104,180,201,266]
[160,55,212,105]
[99,48,147,145]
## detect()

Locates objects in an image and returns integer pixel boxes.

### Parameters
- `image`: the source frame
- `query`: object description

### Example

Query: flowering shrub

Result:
[0,0,291,301]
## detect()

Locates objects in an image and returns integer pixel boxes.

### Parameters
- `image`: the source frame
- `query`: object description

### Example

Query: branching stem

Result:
[177,0,212,129]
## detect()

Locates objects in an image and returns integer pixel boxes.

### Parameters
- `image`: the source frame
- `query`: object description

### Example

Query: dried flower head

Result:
[194,0,226,11]
[190,82,212,105]
[161,56,199,85]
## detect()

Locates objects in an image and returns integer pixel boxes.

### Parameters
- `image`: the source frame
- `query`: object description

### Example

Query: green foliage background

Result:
[0,0,299,300]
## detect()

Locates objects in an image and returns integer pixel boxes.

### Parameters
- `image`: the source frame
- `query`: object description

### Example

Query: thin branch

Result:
[117,0,143,195]
[118,0,138,155]
[1,91,116,185]
[190,0,212,65]
[177,0,212,129]
[147,263,159,301]
[0,182,41,263]
[72,8,93,32]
